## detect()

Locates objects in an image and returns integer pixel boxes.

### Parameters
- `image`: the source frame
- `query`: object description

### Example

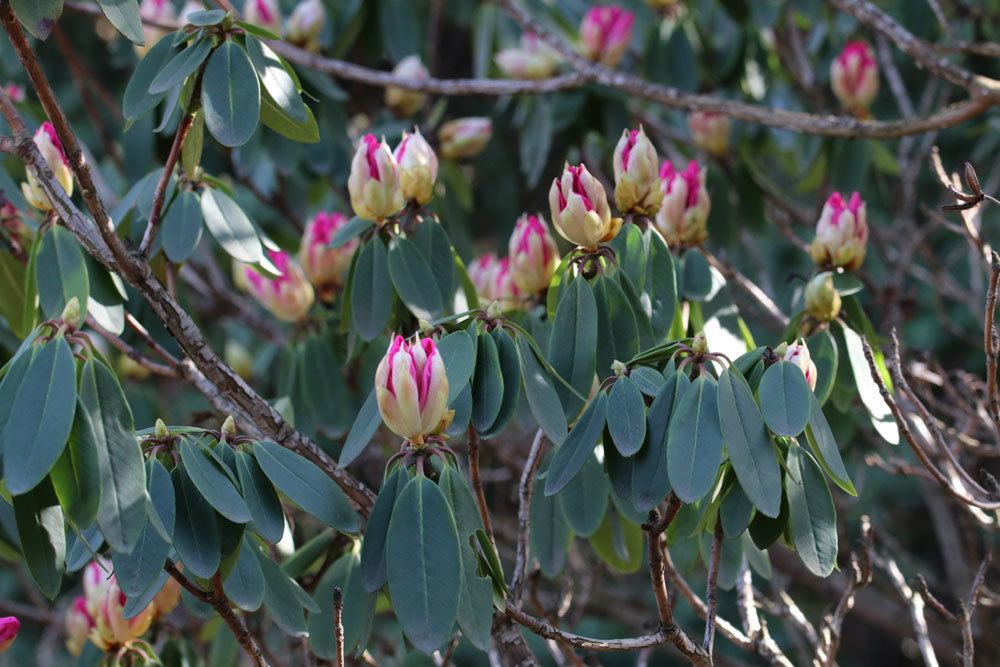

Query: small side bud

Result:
[804,272,842,322]
[418,319,434,335]
[690,331,708,356]
[154,418,170,440]
[221,415,237,440]
[61,297,80,329]
[486,300,504,321]
[611,360,628,377]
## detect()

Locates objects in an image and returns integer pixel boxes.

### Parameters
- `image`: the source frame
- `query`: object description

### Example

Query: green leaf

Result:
[0,346,37,472]
[785,446,837,577]
[647,231,677,338]
[79,358,146,554]
[253,544,309,636]
[339,389,381,469]
[259,90,320,143]
[544,392,608,497]
[85,256,125,335]
[807,329,838,406]
[530,473,571,578]
[201,41,261,147]
[519,98,552,187]
[13,484,65,599]
[409,221,456,309]
[437,331,476,404]
[548,277,597,417]
[386,475,462,654]
[49,401,101,527]
[112,460,174,598]
[123,36,177,120]
[471,330,504,433]
[179,439,252,524]
[181,112,204,179]
[245,36,308,123]
[680,248,714,301]
[172,466,221,578]
[805,393,856,496]
[0,248,29,338]
[515,335,567,446]
[200,187,264,264]
[329,217,372,249]
[3,337,76,495]
[480,327,521,436]
[759,361,811,437]
[749,488,789,550]
[607,375,646,456]
[388,236,444,318]
[36,226,89,322]
[350,237,392,341]
[359,466,407,593]
[632,372,688,512]
[235,451,283,543]
[11,0,63,39]
[629,366,664,397]
[557,452,608,537]
[667,374,724,504]
[593,274,639,381]
[162,190,203,262]
[588,509,642,574]
[224,537,265,611]
[839,323,899,444]
[720,481,754,537]
[253,440,359,532]
[717,369,781,517]
[310,547,376,657]
[186,8,226,25]
[149,38,212,95]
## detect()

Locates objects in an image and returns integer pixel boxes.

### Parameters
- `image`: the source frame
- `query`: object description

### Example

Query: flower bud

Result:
[688,111,731,155]
[154,418,170,439]
[3,84,24,104]
[21,122,74,212]
[65,596,94,657]
[492,257,522,310]
[348,134,405,221]
[136,0,175,56]
[298,211,358,288]
[613,126,663,216]
[831,41,878,113]
[579,5,634,67]
[90,581,154,651]
[286,0,325,51]
[438,118,492,161]
[375,334,449,441]
[549,163,619,249]
[385,55,429,117]
[243,0,282,34]
[495,33,560,80]
[61,296,81,329]
[394,128,438,205]
[507,213,558,293]
[151,576,181,618]
[221,415,237,440]
[83,557,114,616]
[241,251,315,322]
[225,340,254,380]
[468,254,499,304]
[655,160,710,248]
[783,339,818,392]
[0,617,19,653]
[690,331,708,355]
[118,354,152,381]
[809,191,868,271]
[804,272,841,322]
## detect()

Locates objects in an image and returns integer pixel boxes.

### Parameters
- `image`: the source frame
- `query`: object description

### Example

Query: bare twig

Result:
[510,429,546,604]
[333,587,345,667]
[467,427,495,547]
[703,520,724,658]
[139,109,198,257]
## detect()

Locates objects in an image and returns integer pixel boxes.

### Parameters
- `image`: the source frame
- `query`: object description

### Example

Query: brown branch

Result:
[814,517,874,667]
[139,109,197,257]
[643,510,676,628]
[87,315,182,378]
[467,426,495,546]
[703,520,724,659]
[510,429,546,605]
[872,553,940,667]
[984,254,1000,443]
[333,587,345,667]
[165,562,269,667]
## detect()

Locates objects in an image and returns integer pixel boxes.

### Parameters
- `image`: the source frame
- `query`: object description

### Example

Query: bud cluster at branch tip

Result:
[394,128,439,205]
[243,0,282,35]
[613,126,663,216]
[508,213,559,294]
[656,159,711,248]
[580,5,634,68]
[438,118,493,161]
[21,122,74,212]
[495,33,562,80]
[809,191,868,271]
[549,163,620,249]
[804,272,842,322]
[299,211,358,289]
[375,334,450,443]
[783,339,818,391]
[348,134,405,222]
[385,55,430,117]
[831,41,879,114]
[286,0,326,52]
[240,250,315,322]
[688,111,731,155]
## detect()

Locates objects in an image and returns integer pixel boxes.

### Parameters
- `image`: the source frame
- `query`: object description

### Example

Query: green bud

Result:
[61,296,80,329]
[804,272,842,322]
[221,415,237,440]
[154,418,170,439]
[690,331,708,356]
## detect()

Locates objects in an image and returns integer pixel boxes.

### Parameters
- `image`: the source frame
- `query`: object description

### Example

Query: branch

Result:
[510,429,546,605]
[873,554,939,667]
[139,108,198,257]
[467,427,495,547]
[333,587,345,667]
[813,517,874,666]
[703,520,723,659]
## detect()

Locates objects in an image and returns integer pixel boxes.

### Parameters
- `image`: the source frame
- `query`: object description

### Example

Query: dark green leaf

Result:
[759,361,811,436]
[360,466,407,593]
[186,8,226,25]
[350,237,392,341]
[200,188,263,264]
[607,375,646,456]
[235,451,283,543]
[437,331,476,404]
[481,327,521,436]
[253,544,308,636]
[680,248,714,301]
[388,236,444,318]
[260,91,320,143]
[113,460,174,598]
[785,446,837,577]
[805,393,856,496]
[172,467,220,578]
[593,274,638,381]
[149,38,212,94]
[667,374,723,503]
[330,217,372,249]
[201,41,261,147]
[807,329,838,406]
[11,0,62,39]
[471,330,504,433]
[162,190,203,262]
[557,452,608,537]
[720,481,754,537]
[530,473,570,577]
[123,36,177,120]
[544,393,608,496]
[310,547,375,657]
[646,231,677,338]
[224,537,265,611]
[0,253,29,338]
[588,509,643,574]
[515,335,567,446]
[632,372,688,512]
[629,366,665,397]
[245,36,308,123]
[180,439,252,523]
[339,389,381,469]
[85,256,125,335]
[547,277,597,416]
[36,226,89,322]
[13,484,65,599]
[49,401,101,527]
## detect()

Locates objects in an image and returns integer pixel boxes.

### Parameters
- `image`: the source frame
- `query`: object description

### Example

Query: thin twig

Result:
[703,520,724,658]
[333,587,345,667]
[139,109,198,257]
[510,429,546,605]
[467,426,495,546]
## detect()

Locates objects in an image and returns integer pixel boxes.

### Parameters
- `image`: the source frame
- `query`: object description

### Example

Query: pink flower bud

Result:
[65,596,94,657]
[385,55,430,117]
[809,191,868,271]
[655,160,711,248]
[613,126,663,216]
[151,576,181,618]
[136,0,175,56]
[508,213,559,293]
[3,84,24,104]
[580,5,634,67]
[548,163,618,249]
[688,111,731,155]
[298,211,357,289]
[243,0,282,34]
[286,0,325,51]
[394,128,438,205]
[348,134,405,221]
[831,41,878,113]
[83,557,114,617]
[21,122,74,212]
[492,257,523,310]
[0,617,19,653]
[495,33,561,80]
[783,339,818,392]
[438,117,492,161]
[90,582,154,651]
[242,250,315,322]
[375,334,449,441]
[468,253,499,304]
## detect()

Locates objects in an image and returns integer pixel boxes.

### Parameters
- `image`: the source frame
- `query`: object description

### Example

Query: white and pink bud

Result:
[809,191,868,271]
[438,117,492,161]
[286,0,325,51]
[375,334,450,442]
[495,33,561,80]
[831,41,878,113]
[83,557,114,617]
[136,0,175,56]
[492,257,523,310]
[508,213,559,294]
[688,111,731,155]
[468,254,499,304]
[90,582,154,651]
[655,160,711,248]
[242,251,315,322]
[65,596,94,657]
[21,122,74,212]
[298,211,357,289]
[783,339,818,392]
[385,55,429,117]
[348,134,405,221]
[3,84,24,104]
[549,163,619,249]
[243,0,282,34]
[394,128,438,205]
[613,126,663,216]
[579,5,634,68]
[0,617,19,654]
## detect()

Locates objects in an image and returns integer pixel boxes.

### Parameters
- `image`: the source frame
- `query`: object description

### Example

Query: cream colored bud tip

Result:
[61,297,80,329]
[486,300,503,320]
[690,332,708,355]
[611,360,628,377]
[221,415,237,438]
[772,342,788,357]
[418,319,434,335]
[154,418,170,439]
